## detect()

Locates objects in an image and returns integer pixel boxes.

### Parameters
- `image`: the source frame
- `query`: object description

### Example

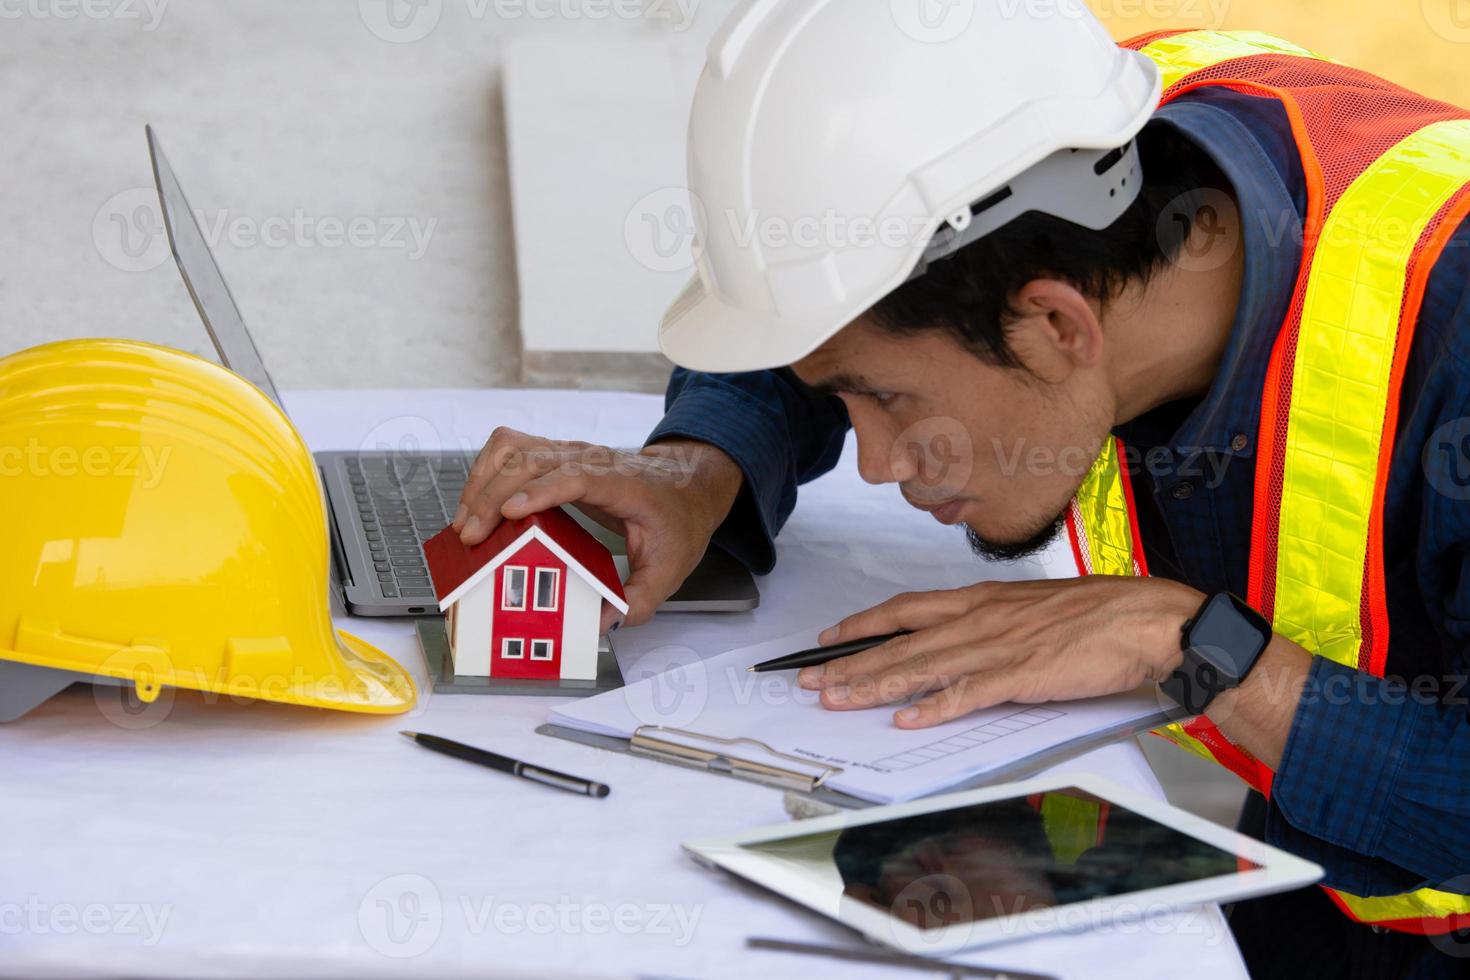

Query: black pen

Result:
[747,630,912,673]
[400,731,610,798]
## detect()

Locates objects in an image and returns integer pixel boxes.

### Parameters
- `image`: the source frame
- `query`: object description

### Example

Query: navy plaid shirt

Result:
[647,88,1470,899]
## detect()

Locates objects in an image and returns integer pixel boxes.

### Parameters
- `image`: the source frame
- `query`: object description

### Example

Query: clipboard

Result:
[536,708,1174,809]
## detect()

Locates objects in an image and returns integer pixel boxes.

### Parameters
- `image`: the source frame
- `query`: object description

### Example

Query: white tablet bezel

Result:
[683,772,1323,957]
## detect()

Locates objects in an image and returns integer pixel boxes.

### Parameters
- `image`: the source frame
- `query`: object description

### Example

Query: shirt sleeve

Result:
[1268,656,1470,897]
[645,367,850,574]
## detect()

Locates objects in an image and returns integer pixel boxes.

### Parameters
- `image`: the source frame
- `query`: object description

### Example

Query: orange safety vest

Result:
[1068,30,1470,934]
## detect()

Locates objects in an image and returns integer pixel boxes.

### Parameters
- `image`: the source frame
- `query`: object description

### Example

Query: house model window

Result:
[531,639,554,661]
[502,566,527,610]
[533,568,560,611]
[502,637,525,659]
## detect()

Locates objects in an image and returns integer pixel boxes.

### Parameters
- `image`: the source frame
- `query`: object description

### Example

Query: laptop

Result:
[145,126,760,618]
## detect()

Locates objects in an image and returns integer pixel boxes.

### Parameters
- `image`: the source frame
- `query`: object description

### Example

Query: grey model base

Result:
[0,661,127,723]
[416,619,625,698]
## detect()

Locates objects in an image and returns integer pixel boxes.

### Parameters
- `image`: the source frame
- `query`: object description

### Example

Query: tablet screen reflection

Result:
[740,787,1255,930]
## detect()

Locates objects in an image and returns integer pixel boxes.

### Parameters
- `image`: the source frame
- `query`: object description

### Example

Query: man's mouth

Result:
[903,493,966,526]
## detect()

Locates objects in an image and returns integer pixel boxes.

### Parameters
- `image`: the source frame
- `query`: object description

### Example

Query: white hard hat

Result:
[659,0,1162,373]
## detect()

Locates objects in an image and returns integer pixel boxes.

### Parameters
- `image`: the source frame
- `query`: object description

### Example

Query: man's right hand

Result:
[452,428,744,631]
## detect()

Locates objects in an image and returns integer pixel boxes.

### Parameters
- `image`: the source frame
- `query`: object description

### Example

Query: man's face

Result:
[791,311,1113,560]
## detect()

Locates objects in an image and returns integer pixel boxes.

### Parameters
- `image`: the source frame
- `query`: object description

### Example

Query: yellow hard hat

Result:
[0,339,417,720]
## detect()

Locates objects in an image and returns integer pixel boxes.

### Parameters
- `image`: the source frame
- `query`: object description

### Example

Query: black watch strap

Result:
[1159,592,1273,717]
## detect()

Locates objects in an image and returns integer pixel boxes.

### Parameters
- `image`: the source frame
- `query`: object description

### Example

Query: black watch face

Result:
[1189,593,1271,682]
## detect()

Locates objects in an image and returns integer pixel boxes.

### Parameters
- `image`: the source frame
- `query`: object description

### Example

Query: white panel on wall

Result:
[504,36,707,356]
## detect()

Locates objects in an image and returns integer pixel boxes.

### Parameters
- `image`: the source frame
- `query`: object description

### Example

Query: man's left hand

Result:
[798,577,1205,728]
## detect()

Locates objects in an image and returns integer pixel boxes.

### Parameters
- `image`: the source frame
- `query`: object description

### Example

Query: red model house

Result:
[423,508,629,682]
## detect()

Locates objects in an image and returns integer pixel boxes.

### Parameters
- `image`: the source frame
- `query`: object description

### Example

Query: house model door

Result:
[489,539,566,680]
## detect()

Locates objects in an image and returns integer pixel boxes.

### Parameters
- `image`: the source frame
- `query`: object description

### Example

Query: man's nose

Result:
[852,422,914,486]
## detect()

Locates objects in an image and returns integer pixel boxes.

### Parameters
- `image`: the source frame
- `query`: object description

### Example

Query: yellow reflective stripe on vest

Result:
[1337,885,1470,930]
[1153,716,1225,761]
[1040,792,1103,866]
[1069,439,1138,577]
[1138,29,1333,91]
[1274,119,1470,667]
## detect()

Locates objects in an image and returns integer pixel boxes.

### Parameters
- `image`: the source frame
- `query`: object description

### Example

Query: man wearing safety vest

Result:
[453,4,1470,974]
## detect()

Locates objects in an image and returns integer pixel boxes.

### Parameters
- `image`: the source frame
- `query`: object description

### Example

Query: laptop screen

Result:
[146,126,284,409]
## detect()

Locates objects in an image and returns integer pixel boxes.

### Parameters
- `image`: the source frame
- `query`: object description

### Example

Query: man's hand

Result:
[797,576,1204,728]
[453,428,743,631]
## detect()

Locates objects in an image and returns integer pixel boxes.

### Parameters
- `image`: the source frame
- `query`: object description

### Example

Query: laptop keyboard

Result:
[345,455,469,598]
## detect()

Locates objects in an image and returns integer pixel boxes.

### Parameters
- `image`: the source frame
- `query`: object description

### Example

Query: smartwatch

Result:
[1159,592,1274,716]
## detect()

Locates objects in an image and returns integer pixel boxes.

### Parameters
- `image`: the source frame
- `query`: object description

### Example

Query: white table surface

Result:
[0,388,1247,979]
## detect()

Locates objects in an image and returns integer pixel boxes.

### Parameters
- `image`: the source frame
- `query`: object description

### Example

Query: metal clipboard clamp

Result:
[535,706,1176,810]
[628,725,844,794]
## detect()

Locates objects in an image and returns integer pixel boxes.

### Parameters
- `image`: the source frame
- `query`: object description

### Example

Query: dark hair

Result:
[869,124,1230,367]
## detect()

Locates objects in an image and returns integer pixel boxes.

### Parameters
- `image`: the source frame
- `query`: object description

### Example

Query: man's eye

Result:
[870,392,897,407]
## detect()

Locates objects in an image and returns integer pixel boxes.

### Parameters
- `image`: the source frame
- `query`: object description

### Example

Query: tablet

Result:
[683,773,1322,956]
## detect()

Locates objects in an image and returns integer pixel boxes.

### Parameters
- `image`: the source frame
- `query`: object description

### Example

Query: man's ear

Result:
[1006,278,1104,381]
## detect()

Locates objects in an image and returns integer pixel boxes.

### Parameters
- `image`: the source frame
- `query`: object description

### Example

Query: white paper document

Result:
[549,629,1167,804]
